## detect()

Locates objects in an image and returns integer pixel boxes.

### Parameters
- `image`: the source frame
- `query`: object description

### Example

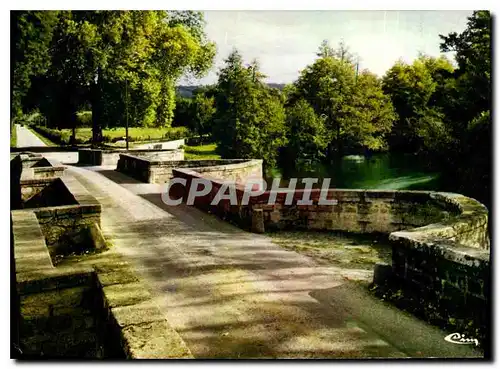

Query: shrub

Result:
[30,126,83,145]
[76,111,92,127]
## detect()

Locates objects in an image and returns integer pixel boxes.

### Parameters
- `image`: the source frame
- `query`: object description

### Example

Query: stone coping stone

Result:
[184,159,263,173]
[120,153,255,167]
[94,255,194,358]
[388,191,489,267]
[120,320,193,359]
[390,231,490,267]
[80,148,183,154]
[16,266,94,296]
[19,177,57,186]
[60,175,101,207]
[12,210,53,273]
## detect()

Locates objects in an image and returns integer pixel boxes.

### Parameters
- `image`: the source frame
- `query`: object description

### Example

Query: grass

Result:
[74,127,186,143]
[10,124,16,147]
[183,143,221,160]
[28,126,57,146]
[32,126,190,146]
[269,230,392,271]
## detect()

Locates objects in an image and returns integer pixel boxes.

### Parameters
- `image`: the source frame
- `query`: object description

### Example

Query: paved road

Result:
[64,164,482,359]
[14,125,79,164]
[15,124,46,148]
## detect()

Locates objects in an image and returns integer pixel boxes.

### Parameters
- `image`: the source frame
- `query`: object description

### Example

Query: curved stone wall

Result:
[117,154,262,184]
[169,167,490,342]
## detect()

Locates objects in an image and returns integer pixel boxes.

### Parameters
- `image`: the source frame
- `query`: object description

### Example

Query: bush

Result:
[30,125,83,145]
[76,111,92,127]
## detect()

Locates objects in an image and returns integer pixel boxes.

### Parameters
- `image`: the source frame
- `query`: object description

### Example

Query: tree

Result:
[285,99,328,166]
[317,39,356,64]
[36,11,215,143]
[438,11,492,207]
[440,10,491,135]
[382,58,438,152]
[291,56,356,158]
[345,71,396,151]
[290,41,392,159]
[191,92,216,138]
[11,11,59,119]
[212,49,287,167]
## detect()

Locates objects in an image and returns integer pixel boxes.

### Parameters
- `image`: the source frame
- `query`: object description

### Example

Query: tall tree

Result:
[11,11,59,119]
[42,11,215,143]
[290,41,393,159]
[439,11,492,207]
[291,55,356,158]
[212,49,287,167]
[346,71,396,151]
[382,58,438,152]
[285,99,328,166]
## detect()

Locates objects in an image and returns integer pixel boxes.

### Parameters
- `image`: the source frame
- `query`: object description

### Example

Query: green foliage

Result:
[173,91,216,137]
[31,125,77,145]
[212,49,288,167]
[183,143,220,160]
[11,11,60,119]
[191,93,216,136]
[10,124,17,147]
[291,45,395,158]
[76,111,92,127]
[439,12,491,206]
[11,11,215,143]
[382,57,440,152]
[345,71,396,151]
[380,11,491,207]
[31,125,190,145]
[173,96,193,127]
[285,99,328,165]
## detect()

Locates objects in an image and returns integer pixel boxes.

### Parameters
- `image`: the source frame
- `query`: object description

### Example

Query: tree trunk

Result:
[91,73,103,146]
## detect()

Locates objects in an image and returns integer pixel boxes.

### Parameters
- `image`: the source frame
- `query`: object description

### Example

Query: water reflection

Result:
[268,153,442,191]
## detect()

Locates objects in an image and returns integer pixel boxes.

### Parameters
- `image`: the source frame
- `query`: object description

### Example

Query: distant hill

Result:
[176,83,286,97]
[267,83,285,90]
[176,85,199,98]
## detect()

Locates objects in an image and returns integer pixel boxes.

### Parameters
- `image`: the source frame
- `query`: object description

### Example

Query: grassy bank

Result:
[28,127,57,146]
[269,230,392,273]
[10,124,17,147]
[31,126,190,146]
[183,143,220,160]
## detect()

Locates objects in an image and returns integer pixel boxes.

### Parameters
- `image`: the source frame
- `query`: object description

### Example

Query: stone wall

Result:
[250,190,452,233]
[12,206,192,359]
[133,138,185,150]
[117,154,262,184]
[78,148,184,167]
[20,178,77,208]
[12,209,105,358]
[169,167,490,345]
[12,153,193,359]
[168,170,466,236]
[13,160,105,258]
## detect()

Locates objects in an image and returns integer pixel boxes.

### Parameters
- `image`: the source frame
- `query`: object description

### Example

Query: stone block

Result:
[251,209,265,233]
[121,320,193,359]
[110,301,166,328]
[102,282,152,308]
[97,270,139,287]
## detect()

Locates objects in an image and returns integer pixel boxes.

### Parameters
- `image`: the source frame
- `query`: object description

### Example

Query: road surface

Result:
[15,124,46,148]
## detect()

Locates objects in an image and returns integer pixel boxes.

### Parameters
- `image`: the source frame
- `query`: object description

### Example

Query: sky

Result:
[184,10,472,85]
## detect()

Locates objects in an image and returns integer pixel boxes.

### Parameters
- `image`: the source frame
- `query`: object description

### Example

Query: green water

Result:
[269,153,443,191]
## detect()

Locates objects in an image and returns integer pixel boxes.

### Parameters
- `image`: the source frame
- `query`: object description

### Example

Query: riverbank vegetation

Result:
[12,11,490,207]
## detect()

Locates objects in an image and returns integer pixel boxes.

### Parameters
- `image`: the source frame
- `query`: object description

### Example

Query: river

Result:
[268,153,443,191]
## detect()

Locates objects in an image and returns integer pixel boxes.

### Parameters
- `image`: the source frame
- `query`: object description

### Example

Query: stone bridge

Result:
[10,125,490,359]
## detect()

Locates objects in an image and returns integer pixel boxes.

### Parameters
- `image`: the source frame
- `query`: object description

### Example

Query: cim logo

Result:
[444,333,479,347]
